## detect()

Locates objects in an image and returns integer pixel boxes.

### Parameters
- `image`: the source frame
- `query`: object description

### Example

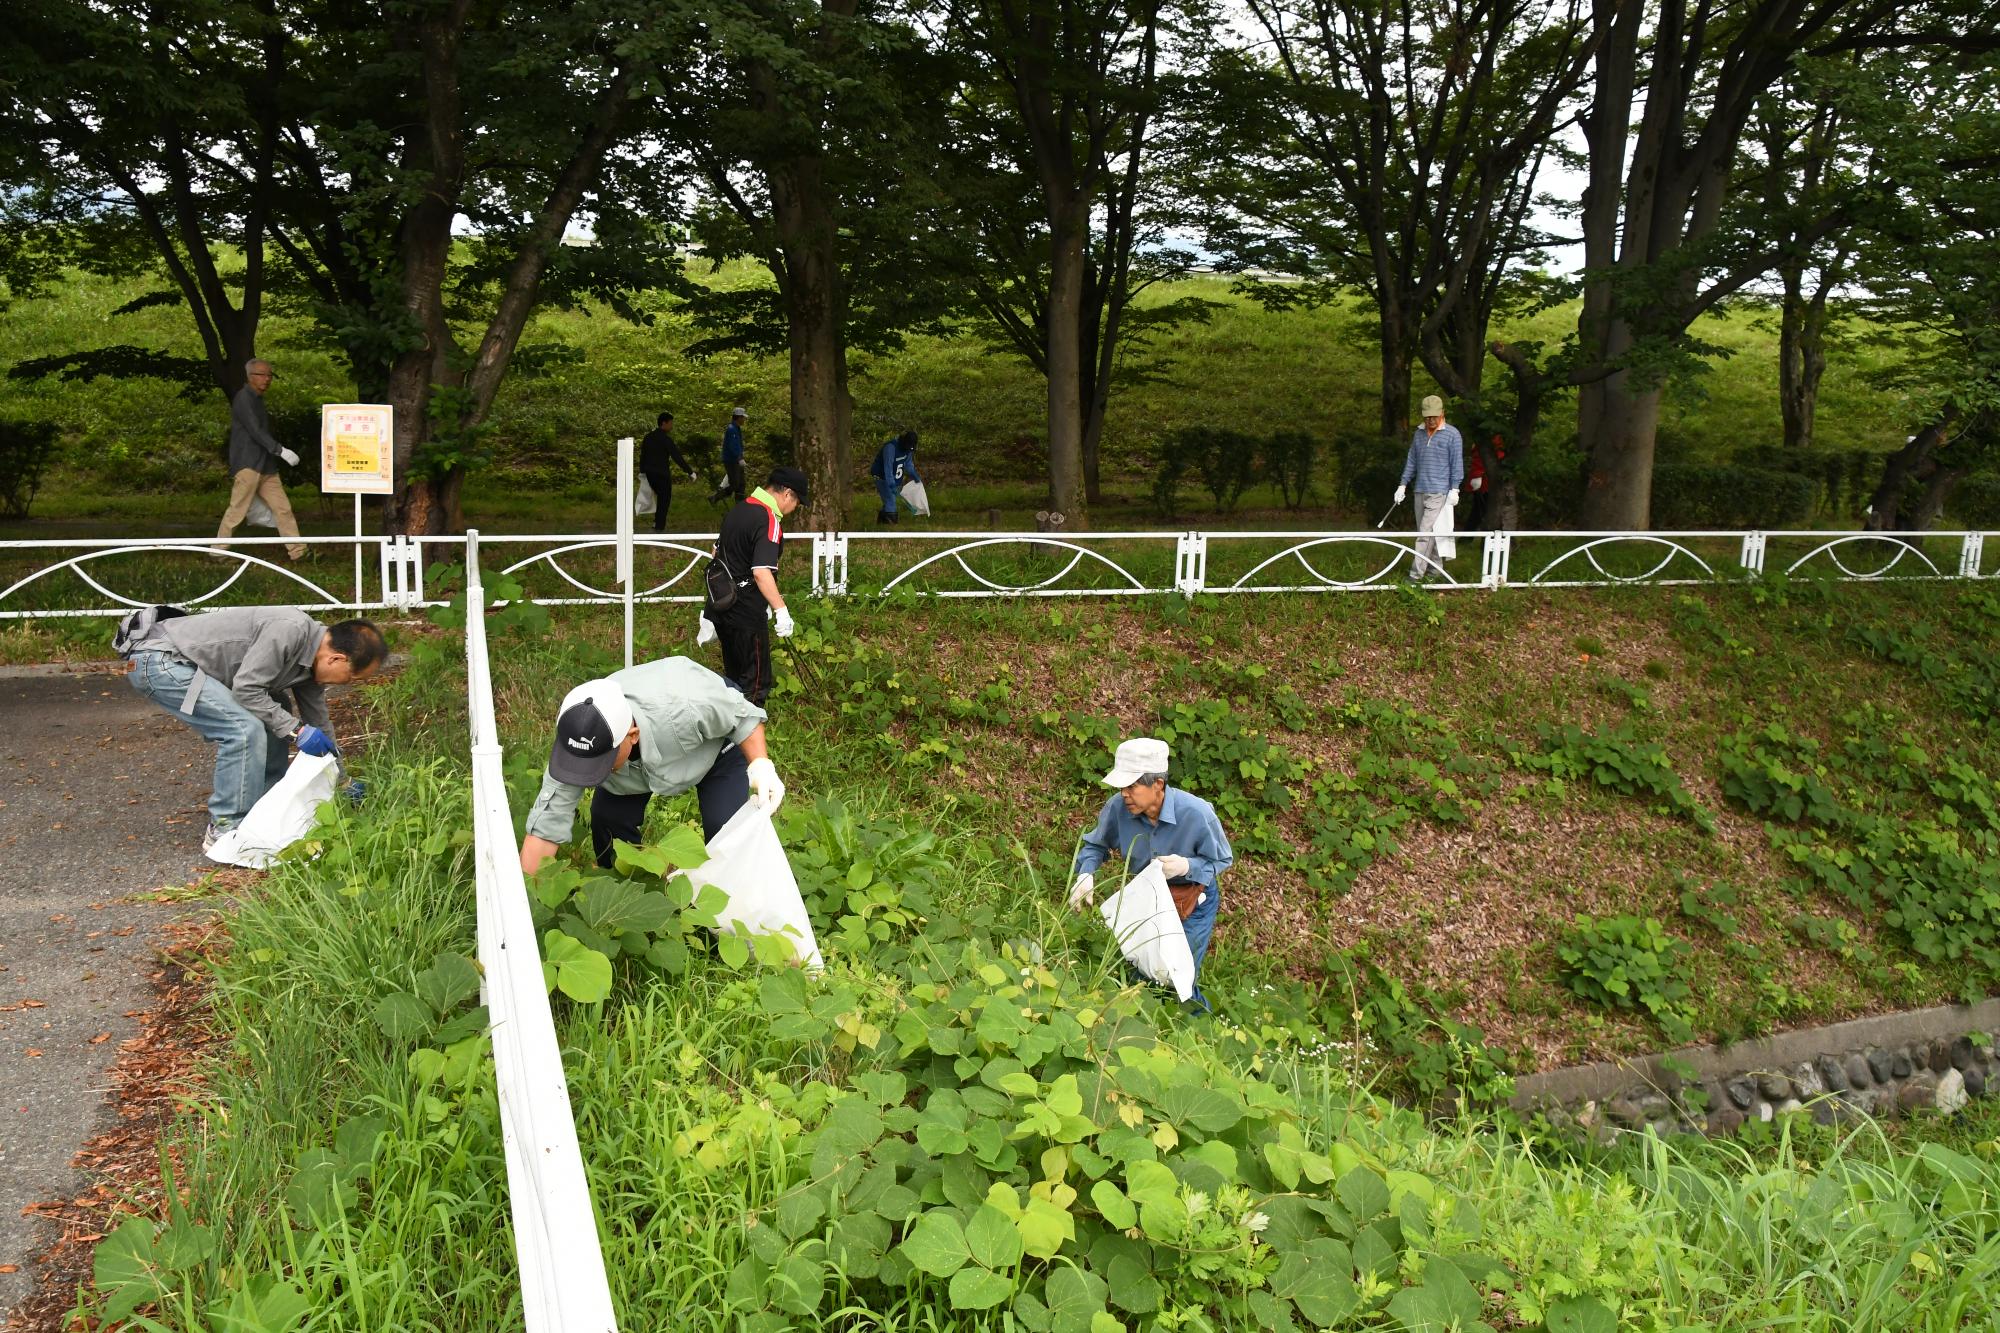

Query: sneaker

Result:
[202,822,223,853]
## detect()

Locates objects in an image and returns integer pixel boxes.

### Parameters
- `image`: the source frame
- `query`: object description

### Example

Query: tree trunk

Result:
[1578,357,1662,529]
[1044,196,1089,524]
[1778,264,1830,451]
[1864,413,1957,530]
[381,7,467,538]
[770,157,851,530]
[1379,332,1412,446]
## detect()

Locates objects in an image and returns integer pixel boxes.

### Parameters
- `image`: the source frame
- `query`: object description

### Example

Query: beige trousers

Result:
[216,469,307,560]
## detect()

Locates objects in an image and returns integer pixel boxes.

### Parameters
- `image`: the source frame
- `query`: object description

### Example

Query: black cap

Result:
[767,466,810,503]
[547,681,634,786]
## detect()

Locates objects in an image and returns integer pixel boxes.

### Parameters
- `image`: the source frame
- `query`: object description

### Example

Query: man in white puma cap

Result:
[518,656,784,874]
[1066,736,1234,1004]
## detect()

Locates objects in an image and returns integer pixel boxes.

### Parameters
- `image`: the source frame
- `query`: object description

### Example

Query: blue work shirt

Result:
[872,438,919,483]
[722,422,745,465]
[1072,786,1234,891]
[1400,422,1465,494]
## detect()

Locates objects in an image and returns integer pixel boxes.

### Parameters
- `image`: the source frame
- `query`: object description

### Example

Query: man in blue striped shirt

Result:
[1395,395,1464,579]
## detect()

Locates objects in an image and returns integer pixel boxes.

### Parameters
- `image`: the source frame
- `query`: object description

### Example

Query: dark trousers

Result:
[643,469,675,533]
[1467,488,1491,532]
[589,744,750,868]
[711,605,773,705]
[708,460,745,504]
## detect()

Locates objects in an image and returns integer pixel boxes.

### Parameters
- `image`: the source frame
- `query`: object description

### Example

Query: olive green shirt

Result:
[524,656,766,845]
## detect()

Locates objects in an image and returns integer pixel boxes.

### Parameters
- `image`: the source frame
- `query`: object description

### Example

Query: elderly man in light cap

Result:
[1394,394,1464,580]
[1067,737,1234,1003]
[518,656,785,875]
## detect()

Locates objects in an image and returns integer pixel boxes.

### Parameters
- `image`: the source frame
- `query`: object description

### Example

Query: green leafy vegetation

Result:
[1556,915,1694,1038]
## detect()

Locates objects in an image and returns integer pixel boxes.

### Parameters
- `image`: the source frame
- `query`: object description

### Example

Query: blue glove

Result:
[295,724,338,757]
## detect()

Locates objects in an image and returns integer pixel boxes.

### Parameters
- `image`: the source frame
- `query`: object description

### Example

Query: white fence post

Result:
[379,535,425,611]
[1175,532,1207,595]
[814,532,849,596]
[616,438,635,669]
[1740,531,1766,575]
[463,530,621,1333]
[1961,532,1985,579]
[1481,532,1511,588]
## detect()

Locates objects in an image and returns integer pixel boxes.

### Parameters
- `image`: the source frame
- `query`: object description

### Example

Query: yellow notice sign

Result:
[319,404,394,495]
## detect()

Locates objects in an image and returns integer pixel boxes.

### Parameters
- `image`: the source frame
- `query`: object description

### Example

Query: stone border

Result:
[1513,998,2000,1138]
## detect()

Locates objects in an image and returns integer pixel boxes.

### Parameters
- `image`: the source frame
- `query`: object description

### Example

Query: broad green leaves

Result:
[541,929,612,1002]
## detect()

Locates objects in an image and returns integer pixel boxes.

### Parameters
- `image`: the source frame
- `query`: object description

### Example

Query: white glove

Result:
[1154,854,1190,880]
[279,448,300,467]
[688,469,698,480]
[773,606,794,638]
[696,613,716,646]
[1469,476,1484,491]
[746,757,784,815]
[1446,489,1459,506]
[1393,485,1407,504]
[1067,874,1095,912]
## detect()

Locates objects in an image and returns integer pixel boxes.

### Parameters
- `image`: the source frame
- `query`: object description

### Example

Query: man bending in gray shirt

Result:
[216,359,308,561]
[122,606,387,850]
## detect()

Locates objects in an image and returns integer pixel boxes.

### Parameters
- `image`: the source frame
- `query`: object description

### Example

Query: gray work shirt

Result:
[525,657,768,846]
[152,607,330,739]
[228,387,286,475]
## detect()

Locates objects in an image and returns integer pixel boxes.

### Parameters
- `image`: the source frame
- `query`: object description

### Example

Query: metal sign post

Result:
[319,404,395,604]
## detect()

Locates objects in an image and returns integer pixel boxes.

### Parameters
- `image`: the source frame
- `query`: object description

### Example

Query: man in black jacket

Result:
[215,359,307,561]
[639,411,695,533]
[698,466,806,705]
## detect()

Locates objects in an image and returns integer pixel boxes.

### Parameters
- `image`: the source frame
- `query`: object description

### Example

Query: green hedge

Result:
[1953,473,2000,530]
[1153,426,1320,517]
[1651,464,1816,529]
[1730,446,1882,518]
[0,417,58,518]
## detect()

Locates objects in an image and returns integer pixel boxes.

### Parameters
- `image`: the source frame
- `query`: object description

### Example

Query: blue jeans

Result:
[129,651,289,828]
[1179,883,1220,1013]
[875,474,899,516]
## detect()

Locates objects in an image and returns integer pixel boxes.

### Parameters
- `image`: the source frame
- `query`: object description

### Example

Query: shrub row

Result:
[1151,427,1320,516]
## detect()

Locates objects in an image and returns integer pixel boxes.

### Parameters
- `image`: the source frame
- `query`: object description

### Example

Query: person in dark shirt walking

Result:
[215,359,307,561]
[639,411,695,533]
[698,466,807,706]
[707,406,749,505]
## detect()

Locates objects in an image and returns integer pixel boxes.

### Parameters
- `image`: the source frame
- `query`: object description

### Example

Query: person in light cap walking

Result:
[1394,394,1463,580]
[1066,736,1234,1007]
[518,656,784,875]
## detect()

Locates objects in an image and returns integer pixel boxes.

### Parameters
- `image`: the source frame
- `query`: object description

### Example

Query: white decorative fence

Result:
[2,527,1994,623]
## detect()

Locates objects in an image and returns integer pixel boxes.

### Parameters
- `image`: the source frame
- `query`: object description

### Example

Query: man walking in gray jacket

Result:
[122,606,387,848]
[216,359,308,561]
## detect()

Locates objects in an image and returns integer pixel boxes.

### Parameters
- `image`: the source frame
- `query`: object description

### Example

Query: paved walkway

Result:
[0,665,207,1322]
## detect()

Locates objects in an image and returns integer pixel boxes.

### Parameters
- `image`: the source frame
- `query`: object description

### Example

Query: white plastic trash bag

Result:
[1098,860,1196,1001]
[204,752,340,868]
[1434,497,1456,562]
[680,804,824,972]
[635,475,658,516]
[245,496,278,529]
[900,479,931,517]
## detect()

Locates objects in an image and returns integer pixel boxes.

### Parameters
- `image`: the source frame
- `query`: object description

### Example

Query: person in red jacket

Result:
[1465,434,1506,531]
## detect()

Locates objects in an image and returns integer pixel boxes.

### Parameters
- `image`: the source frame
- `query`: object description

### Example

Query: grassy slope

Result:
[441,575,1997,1077]
[0,261,1924,536]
